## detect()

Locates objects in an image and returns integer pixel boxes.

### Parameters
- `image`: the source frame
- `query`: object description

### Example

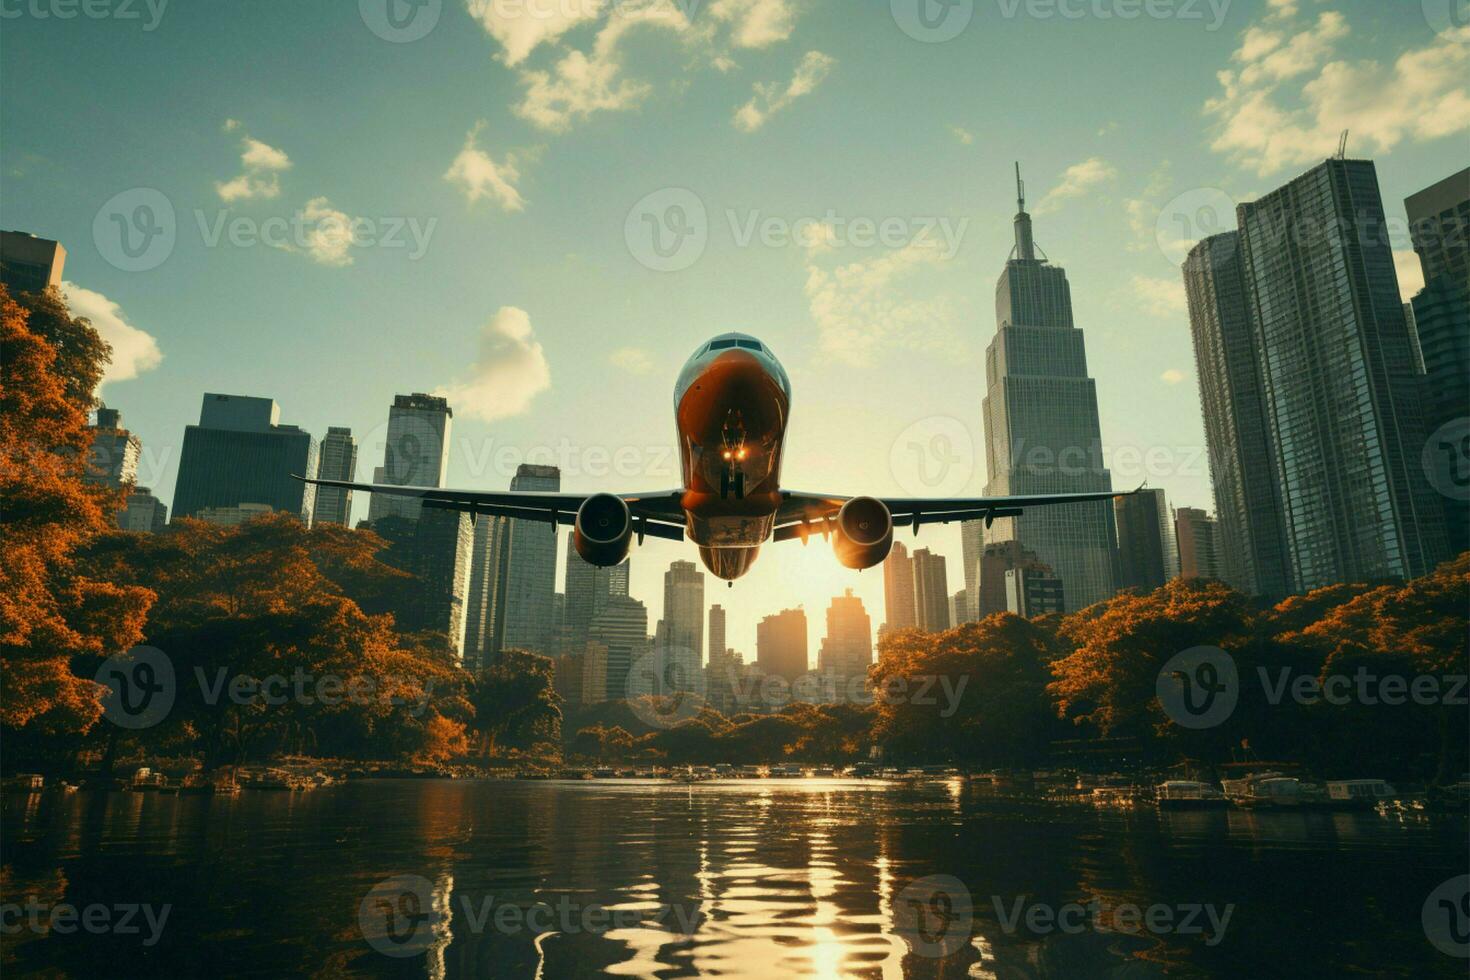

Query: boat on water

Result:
[1326,779,1397,809]
[1222,772,1302,808]
[1156,780,1229,809]
[768,765,803,778]
[3,773,45,793]
[592,767,616,779]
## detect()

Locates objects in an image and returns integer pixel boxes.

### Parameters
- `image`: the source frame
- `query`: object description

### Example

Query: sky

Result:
[3,0,1467,659]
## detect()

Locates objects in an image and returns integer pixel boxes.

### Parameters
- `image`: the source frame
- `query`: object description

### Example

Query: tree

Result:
[470,650,562,758]
[0,285,152,734]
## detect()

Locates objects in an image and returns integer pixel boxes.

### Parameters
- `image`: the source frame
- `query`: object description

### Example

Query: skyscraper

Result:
[661,560,705,687]
[1113,488,1168,593]
[1238,158,1447,588]
[589,594,650,700]
[1405,168,1469,557]
[172,394,317,523]
[708,604,727,663]
[462,515,511,672]
[1175,507,1223,581]
[85,407,141,490]
[818,589,872,685]
[564,549,630,656]
[756,608,808,682]
[314,427,357,526]
[499,463,561,655]
[1182,232,1293,598]
[911,547,950,632]
[882,540,917,633]
[0,231,65,293]
[972,166,1117,610]
[366,394,451,523]
[373,511,475,659]
[120,487,168,532]
[974,540,1063,618]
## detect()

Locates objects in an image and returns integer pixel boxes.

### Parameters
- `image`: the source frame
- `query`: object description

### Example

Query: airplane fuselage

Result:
[673,333,792,580]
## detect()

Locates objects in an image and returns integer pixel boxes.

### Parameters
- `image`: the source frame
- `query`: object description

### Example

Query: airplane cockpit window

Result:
[709,339,739,351]
[736,340,763,351]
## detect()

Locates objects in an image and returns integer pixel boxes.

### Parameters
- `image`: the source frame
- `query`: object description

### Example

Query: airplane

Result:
[302,332,1131,582]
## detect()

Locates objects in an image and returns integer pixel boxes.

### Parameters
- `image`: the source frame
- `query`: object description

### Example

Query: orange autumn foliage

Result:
[0,284,154,732]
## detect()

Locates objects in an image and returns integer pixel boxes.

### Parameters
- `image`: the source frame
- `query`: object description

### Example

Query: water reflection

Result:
[2,780,1465,978]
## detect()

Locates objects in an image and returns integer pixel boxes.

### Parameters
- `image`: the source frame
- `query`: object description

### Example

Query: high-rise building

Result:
[948,589,970,628]
[1238,158,1447,587]
[366,394,452,523]
[974,540,1062,618]
[85,406,141,490]
[1182,232,1293,598]
[1406,168,1469,557]
[120,487,168,532]
[499,464,561,655]
[882,540,917,633]
[972,167,1117,610]
[911,547,950,631]
[705,646,744,715]
[0,231,65,293]
[818,589,872,684]
[580,643,609,705]
[462,515,511,672]
[314,427,357,526]
[1159,498,1181,581]
[756,608,808,682]
[589,595,649,700]
[371,510,475,659]
[195,502,274,526]
[660,560,705,688]
[564,549,631,655]
[172,394,317,524]
[1174,507,1223,581]
[1004,566,1065,618]
[708,604,727,666]
[1113,488,1168,593]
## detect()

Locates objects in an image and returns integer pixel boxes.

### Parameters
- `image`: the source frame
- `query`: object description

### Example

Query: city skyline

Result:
[7,2,1466,656]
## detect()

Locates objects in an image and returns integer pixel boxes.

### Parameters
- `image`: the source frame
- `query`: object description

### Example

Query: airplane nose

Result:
[676,350,784,442]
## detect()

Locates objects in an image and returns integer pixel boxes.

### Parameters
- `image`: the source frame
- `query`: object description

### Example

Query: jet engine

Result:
[573,493,634,567]
[832,496,894,570]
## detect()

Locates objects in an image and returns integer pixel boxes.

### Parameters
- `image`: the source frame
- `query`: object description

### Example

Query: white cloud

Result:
[1206,12,1470,176]
[609,346,654,374]
[1123,160,1173,252]
[444,123,527,210]
[216,128,292,202]
[466,0,605,66]
[709,0,796,49]
[513,1,691,132]
[805,240,954,367]
[950,124,975,145]
[1160,368,1186,385]
[1033,157,1117,214]
[59,282,163,388]
[1394,249,1425,300]
[733,50,835,132]
[435,307,551,422]
[1130,274,1187,318]
[297,197,358,267]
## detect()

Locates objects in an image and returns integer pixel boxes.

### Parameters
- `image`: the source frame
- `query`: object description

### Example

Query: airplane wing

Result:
[296,477,688,542]
[771,488,1133,542]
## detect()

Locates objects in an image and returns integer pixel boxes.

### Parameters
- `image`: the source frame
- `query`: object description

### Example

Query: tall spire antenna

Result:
[1012,161,1036,261]
[1016,161,1026,213]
